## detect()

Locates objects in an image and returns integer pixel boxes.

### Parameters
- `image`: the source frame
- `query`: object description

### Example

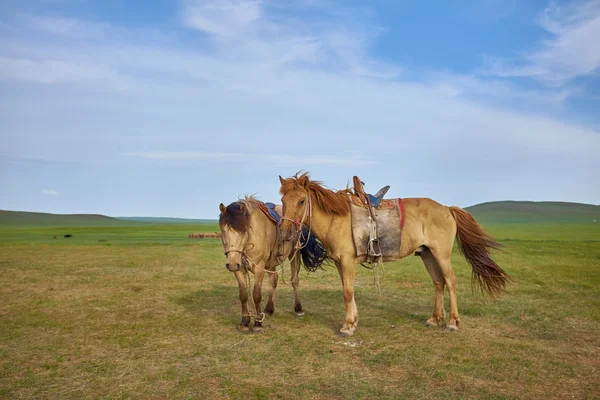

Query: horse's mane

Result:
[279,172,350,216]
[219,195,260,232]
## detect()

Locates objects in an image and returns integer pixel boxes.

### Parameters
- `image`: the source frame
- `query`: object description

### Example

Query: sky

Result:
[1,0,599,218]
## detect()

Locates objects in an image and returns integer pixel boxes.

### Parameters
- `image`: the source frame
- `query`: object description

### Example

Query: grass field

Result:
[1,219,599,399]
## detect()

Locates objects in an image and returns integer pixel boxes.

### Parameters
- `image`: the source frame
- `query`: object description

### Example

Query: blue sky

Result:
[1,0,599,218]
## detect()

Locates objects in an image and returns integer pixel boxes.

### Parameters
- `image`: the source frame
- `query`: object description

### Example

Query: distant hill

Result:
[465,201,600,224]
[0,210,141,227]
[3,201,598,227]
[118,217,217,224]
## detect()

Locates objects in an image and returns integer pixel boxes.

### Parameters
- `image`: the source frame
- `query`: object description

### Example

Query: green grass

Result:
[117,217,218,224]
[0,224,221,245]
[1,221,599,399]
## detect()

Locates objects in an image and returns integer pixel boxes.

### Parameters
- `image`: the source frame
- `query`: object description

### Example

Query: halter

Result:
[281,193,312,227]
[224,249,245,255]
[281,193,313,257]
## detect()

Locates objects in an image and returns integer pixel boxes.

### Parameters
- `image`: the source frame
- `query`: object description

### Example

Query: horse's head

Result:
[279,173,311,241]
[279,172,351,241]
[218,201,251,272]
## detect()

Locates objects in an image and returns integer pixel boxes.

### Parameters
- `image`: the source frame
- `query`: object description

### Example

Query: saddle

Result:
[352,176,390,219]
[351,176,393,263]
[264,202,281,224]
[257,201,310,263]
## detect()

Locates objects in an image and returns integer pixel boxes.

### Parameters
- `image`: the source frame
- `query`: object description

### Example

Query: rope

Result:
[372,259,384,295]
[361,259,384,296]
[237,242,296,324]
[244,270,265,323]
[227,202,309,325]
[284,193,313,263]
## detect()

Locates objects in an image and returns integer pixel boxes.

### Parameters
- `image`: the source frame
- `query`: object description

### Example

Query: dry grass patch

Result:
[1,223,599,399]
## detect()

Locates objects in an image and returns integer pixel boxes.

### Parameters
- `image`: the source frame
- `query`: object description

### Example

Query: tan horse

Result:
[279,173,510,336]
[219,196,327,332]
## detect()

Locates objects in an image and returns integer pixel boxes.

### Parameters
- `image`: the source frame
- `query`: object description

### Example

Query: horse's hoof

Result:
[446,324,458,332]
[238,325,251,333]
[252,325,264,333]
[339,327,355,337]
[295,311,305,318]
[425,318,443,328]
[264,304,275,316]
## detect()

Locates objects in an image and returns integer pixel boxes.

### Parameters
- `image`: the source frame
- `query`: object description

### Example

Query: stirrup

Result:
[368,238,382,257]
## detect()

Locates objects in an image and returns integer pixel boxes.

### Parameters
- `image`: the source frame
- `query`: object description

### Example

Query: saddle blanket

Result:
[350,199,404,258]
[259,202,282,224]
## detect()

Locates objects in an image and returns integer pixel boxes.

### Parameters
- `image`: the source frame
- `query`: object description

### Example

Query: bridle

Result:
[281,192,313,254]
[224,248,246,257]
[223,248,246,271]
[223,239,255,271]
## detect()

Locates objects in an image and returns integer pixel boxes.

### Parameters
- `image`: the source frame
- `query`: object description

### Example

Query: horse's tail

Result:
[299,226,329,272]
[449,207,511,296]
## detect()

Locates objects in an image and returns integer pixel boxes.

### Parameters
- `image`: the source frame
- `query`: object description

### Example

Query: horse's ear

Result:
[279,175,285,185]
[219,203,226,214]
[299,175,310,188]
[240,203,248,215]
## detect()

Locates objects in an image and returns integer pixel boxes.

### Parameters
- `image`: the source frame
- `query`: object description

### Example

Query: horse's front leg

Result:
[290,254,305,317]
[252,266,267,332]
[264,269,278,316]
[233,270,251,333]
[335,258,358,336]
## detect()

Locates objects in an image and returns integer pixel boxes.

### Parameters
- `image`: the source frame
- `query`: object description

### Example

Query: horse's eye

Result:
[299,200,305,205]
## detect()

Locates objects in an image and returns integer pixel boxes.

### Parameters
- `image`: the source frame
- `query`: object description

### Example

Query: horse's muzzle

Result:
[226,263,241,272]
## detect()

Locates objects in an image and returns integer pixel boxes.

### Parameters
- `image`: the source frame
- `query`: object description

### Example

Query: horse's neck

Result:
[306,201,350,255]
[247,210,278,260]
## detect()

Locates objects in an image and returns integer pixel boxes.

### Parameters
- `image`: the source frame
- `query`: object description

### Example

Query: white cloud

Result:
[181,0,399,79]
[14,13,106,38]
[483,0,600,84]
[42,189,58,195]
[0,56,130,88]
[0,0,598,211]
[182,0,262,38]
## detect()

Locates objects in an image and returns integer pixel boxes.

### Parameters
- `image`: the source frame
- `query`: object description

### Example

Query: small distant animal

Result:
[53,236,57,239]
[64,234,72,238]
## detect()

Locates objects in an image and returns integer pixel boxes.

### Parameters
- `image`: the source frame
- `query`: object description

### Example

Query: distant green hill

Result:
[118,217,217,224]
[465,201,600,224]
[0,210,141,227]
[3,201,598,227]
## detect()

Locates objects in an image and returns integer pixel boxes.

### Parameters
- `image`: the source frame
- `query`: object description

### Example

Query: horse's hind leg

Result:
[420,248,445,327]
[264,270,278,316]
[429,247,460,331]
[233,270,251,333]
[290,255,304,317]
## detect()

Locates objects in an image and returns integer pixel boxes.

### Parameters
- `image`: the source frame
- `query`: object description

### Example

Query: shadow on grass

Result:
[172,286,432,336]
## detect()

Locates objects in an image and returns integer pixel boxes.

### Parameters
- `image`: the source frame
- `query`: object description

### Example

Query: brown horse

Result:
[219,196,328,332]
[279,172,510,336]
